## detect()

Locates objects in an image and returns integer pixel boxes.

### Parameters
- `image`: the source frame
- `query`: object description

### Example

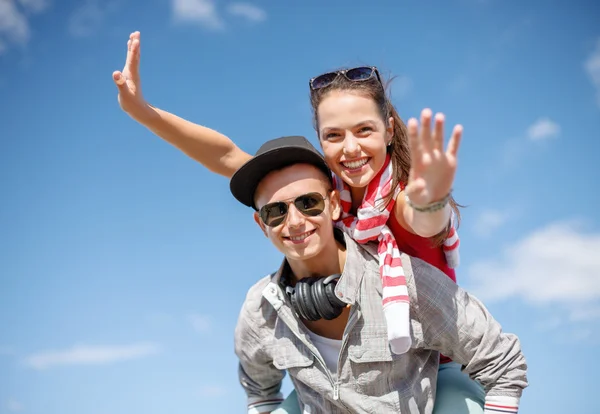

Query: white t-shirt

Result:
[307,330,343,376]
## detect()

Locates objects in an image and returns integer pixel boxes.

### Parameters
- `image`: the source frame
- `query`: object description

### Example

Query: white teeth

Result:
[342,158,368,169]
[288,231,312,241]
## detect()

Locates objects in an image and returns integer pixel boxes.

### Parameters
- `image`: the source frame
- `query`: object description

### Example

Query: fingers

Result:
[112,71,131,96]
[411,108,461,158]
[124,31,140,70]
[113,71,125,86]
[447,124,463,157]
[419,108,433,153]
[432,113,445,152]
[129,32,141,80]
[407,117,422,161]
[125,32,134,70]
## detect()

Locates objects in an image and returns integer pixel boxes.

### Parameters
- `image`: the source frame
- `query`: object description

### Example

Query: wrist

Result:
[128,101,157,126]
[484,395,520,413]
[411,204,451,237]
[405,191,452,213]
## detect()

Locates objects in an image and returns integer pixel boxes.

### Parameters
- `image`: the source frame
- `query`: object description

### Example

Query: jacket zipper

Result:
[303,337,350,412]
[275,283,355,412]
[299,309,358,413]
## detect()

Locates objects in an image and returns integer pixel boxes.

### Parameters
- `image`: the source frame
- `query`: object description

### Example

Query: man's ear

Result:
[253,211,268,237]
[329,189,342,221]
[386,116,395,145]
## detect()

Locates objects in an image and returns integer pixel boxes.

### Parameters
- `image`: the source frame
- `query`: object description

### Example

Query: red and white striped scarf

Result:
[333,155,460,354]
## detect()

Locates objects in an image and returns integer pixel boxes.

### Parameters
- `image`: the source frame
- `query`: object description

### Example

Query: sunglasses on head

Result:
[259,192,328,228]
[309,66,382,91]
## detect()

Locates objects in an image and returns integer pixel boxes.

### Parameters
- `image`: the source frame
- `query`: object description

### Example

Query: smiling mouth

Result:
[341,158,369,170]
[285,230,315,242]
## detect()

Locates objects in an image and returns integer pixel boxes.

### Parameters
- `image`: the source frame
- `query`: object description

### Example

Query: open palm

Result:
[112,31,148,119]
[404,109,462,206]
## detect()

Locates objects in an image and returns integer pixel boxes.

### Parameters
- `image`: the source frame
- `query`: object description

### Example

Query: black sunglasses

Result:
[309,66,382,91]
[259,192,328,227]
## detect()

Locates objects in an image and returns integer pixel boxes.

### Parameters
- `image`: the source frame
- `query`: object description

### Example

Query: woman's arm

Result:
[112,31,251,178]
[395,191,452,237]
[140,105,251,177]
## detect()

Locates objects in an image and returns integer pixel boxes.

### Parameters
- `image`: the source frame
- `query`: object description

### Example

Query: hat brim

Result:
[230,147,331,209]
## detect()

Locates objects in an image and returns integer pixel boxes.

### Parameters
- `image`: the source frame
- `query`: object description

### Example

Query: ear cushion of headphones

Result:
[297,278,321,321]
[311,279,340,320]
[294,280,312,321]
[290,287,309,321]
[324,278,346,309]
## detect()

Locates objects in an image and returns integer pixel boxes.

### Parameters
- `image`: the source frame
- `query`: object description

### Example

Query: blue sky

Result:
[1,0,599,412]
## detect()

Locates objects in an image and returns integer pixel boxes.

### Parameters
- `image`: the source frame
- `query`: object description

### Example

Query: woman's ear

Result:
[386,116,395,144]
[329,189,342,221]
[253,212,268,237]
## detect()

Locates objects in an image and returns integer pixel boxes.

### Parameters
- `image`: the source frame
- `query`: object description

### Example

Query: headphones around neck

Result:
[285,274,347,321]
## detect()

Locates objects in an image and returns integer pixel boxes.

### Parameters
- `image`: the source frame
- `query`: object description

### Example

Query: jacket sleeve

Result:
[408,256,528,414]
[235,304,285,414]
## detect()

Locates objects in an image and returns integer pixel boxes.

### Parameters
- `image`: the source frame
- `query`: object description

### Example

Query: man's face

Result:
[253,164,341,262]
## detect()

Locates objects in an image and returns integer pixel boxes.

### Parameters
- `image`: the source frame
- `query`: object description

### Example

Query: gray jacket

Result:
[234,231,528,413]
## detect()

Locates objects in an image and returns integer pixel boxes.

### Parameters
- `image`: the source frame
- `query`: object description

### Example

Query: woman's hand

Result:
[112,31,152,122]
[404,108,462,207]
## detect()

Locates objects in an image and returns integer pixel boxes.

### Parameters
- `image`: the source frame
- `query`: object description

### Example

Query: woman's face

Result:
[317,91,393,191]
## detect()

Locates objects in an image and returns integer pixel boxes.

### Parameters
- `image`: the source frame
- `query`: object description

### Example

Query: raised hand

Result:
[404,108,462,207]
[112,31,150,121]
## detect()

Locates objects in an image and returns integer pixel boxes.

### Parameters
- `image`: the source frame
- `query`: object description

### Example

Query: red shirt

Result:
[387,214,457,283]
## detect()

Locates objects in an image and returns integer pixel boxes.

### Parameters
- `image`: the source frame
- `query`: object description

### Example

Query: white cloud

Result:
[189,313,212,333]
[467,220,600,311]
[68,0,108,37]
[199,385,227,398]
[495,117,560,174]
[572,328,593,342]
[472,209,510,238]
[24,342,160,370]
[0,1,29,44]
[555,327,600,345]
[534,307,600,337]
[569,306,600,322]
[0,0,50,54]
[227,3,266,23]
[6,399,24,412]
[172,0,224,30]
[585,38,600,108]
[535,316,562,332]
[527,117,560,141]
[18,0,50,14]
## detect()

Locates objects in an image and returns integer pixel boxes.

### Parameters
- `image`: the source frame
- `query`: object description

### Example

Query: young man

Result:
[230,136,527,414]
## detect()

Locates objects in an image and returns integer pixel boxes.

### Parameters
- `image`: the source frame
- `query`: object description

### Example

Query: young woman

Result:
[113,31,484,413]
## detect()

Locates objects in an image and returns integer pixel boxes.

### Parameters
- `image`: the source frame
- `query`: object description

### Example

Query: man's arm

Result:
[235,306,285,414]
[408,256,528,413]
